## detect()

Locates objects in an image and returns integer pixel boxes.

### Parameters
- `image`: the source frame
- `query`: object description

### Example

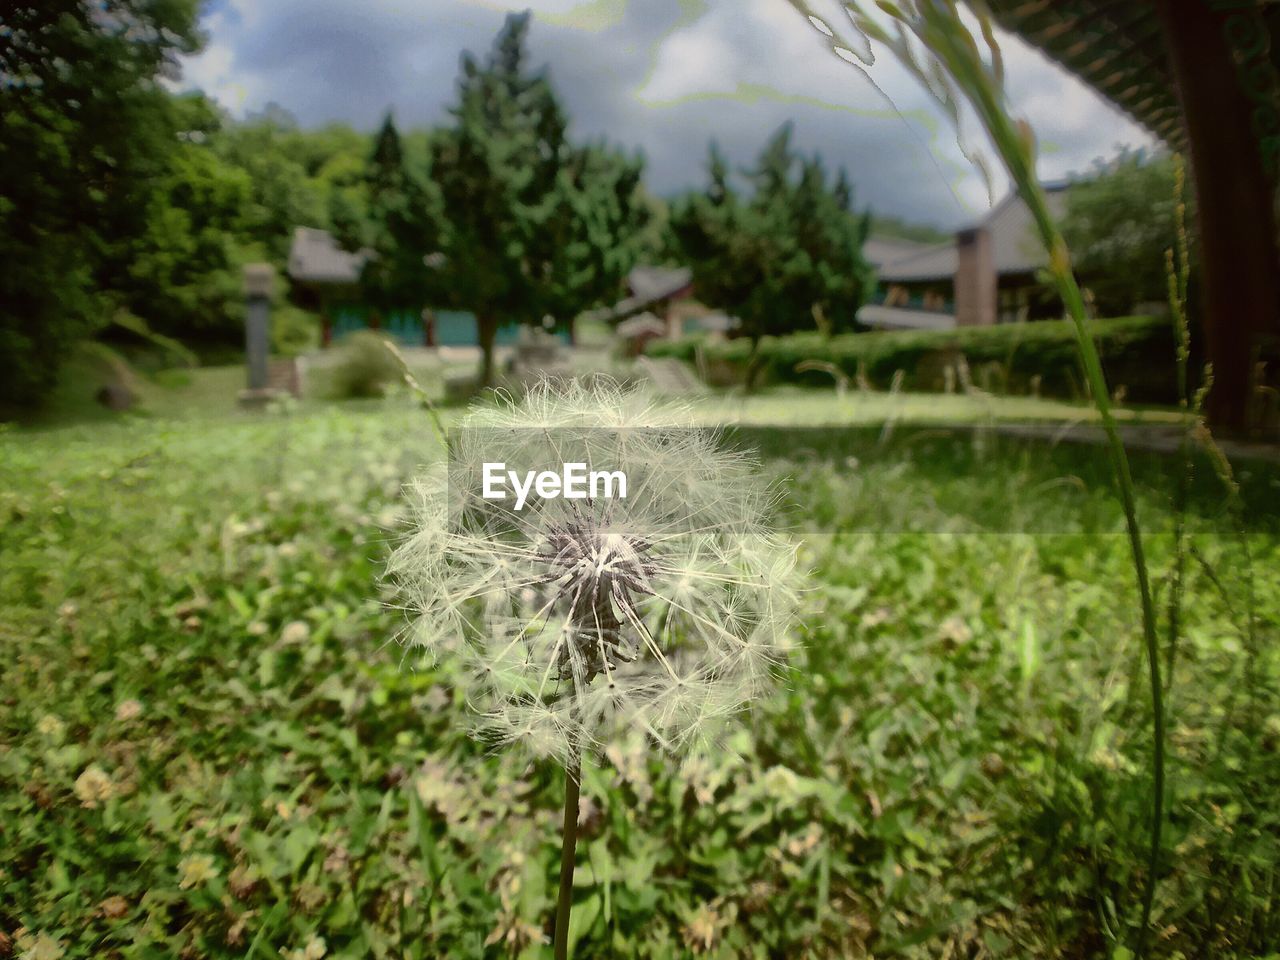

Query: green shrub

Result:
[326,329,402,399]
[271,305,320,357]
[649,315,1177,401]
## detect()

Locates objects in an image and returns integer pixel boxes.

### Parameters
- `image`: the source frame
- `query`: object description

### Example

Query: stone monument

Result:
[239,263,277,407]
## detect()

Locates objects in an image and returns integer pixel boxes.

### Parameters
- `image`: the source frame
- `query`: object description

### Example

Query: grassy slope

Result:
[1,398,1276,958]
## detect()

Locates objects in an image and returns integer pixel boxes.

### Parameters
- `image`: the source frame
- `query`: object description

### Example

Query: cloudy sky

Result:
[182,0,1155,229]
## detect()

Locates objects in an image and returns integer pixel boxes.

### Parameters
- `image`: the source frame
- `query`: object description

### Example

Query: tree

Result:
[368,113,405,200]
[339,113,444,329]
[669,144,771,344]
[533,143,660,343]
[114,93,252,341]
[1061,150,1190,317]
[427,12,576,385]
[865,212,948,244]
[211,104,328,262]
[0,0,202,407]
[671,126,875,358]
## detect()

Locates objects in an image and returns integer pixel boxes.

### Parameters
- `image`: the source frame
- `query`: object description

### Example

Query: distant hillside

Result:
[867,214,949,244]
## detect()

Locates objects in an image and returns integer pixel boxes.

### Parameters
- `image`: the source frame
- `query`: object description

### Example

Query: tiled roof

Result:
[876,242,958,283]
[863,236,935,270]
[877,184,1070,283]
[627,265,692,302]
[616,313,668,338]
[287,227,369,285]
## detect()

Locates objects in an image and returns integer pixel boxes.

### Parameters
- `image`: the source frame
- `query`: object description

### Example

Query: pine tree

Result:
[672,125,876,356]
[368,112,405,201]
[534,143,658,343]
[426,12,570,385]
[351,115,442,330]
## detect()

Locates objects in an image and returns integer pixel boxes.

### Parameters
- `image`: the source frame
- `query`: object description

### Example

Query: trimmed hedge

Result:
[649,315,1177,402]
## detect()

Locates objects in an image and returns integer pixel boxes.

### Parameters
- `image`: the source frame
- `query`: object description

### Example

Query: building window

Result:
[998,286,1030,324]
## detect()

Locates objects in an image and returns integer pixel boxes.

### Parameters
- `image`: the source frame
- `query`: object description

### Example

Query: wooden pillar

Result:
[422,308,436,348]
[662,300,686,339]
[1155,0,1280,435]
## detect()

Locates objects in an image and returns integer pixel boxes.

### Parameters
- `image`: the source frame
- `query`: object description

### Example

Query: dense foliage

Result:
[651,315,1177,401]
[671,127,876,350]
[1061,151,1191,317]
[2,401,1276,958]
[331,114,444,332]
[0,0,202,406]
[0,3,389,407]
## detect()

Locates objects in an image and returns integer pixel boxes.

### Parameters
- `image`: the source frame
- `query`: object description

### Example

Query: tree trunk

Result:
[477,311,498,387]
[1155,0,1280,436]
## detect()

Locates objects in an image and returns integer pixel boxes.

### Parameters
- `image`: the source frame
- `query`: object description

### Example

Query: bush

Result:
[326,330,402,399]
[271,304,320,357]
[649,315,1177,402]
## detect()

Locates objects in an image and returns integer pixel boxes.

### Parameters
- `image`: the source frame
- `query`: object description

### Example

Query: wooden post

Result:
[1155,0,1280,435]
[422,307,436,348]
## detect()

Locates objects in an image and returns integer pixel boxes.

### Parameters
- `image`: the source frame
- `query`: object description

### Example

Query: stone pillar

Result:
[954,226,996,326]
[1155,0,1280,436]
[240,263,276,406]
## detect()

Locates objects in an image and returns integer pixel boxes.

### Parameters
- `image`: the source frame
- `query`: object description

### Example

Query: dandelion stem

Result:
[553,747,581,960]
[380,337,446,445]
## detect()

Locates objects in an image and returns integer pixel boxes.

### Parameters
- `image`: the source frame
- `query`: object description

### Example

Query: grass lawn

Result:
[2,388,1277,958]
[692,387,1183,428]
[29,358,1185,430]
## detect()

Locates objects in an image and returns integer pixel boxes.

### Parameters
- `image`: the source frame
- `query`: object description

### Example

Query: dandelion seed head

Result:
[387,378,800,765]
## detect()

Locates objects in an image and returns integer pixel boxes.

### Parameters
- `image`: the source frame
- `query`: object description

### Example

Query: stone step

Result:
[635,356,702,395]
[267,358,302,397]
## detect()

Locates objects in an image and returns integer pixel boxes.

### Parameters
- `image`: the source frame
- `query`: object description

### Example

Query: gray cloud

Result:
[183,0,1154,229]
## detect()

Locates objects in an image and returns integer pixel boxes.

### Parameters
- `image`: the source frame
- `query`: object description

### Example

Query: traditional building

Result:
[285,226,523,348]
[615,313,669,357]
[286,227,367,346]
[600,266,695,336]
[862,185,1070,331]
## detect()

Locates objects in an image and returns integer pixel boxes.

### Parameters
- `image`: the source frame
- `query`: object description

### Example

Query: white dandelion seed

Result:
[386,377,802,766]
